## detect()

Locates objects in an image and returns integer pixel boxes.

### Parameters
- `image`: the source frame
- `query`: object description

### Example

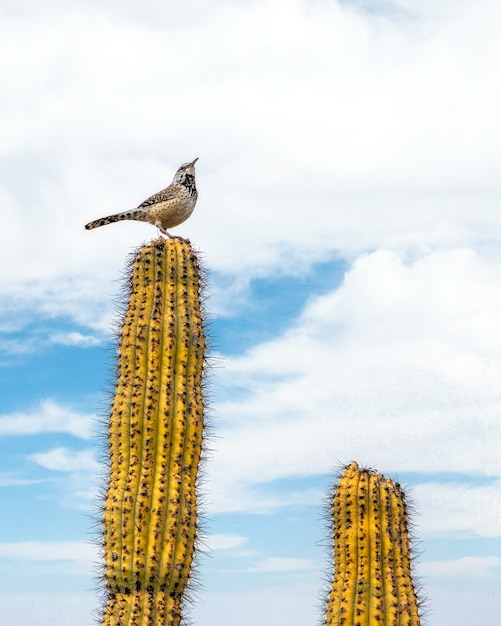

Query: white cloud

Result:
[204,482,325,515]
[0,541,97,563]
[0,473,41,487]
[425,589,501,626]
[48,331,101,347]
[249,557,315,573]
[30,447,100,473]
[0,336,39,358]
[27,447,101,510]
[206,247,501,514]
[207,534,249,552]
[418,555,501,578]
[414,481,501,538]
[0,542,97,585]
[0,399,95,439]
[0,593,96,626]
[0,0,500,325]
[0,329,103,359]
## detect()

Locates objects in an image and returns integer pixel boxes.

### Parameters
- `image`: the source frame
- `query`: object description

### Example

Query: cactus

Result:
[94,237,424,625]
[325,461,421,626]
[100,237,206,626]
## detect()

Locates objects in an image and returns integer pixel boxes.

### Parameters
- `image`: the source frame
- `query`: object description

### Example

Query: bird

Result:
[85,158,199,238]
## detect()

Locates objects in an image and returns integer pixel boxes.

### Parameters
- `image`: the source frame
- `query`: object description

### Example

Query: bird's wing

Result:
[137,185,181,209]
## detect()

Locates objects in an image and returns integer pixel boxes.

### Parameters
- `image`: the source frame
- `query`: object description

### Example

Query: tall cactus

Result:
[325,461,422,626]
[100,237,206,626]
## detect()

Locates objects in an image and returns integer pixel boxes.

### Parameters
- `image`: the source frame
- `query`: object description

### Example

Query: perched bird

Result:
[85,158,199,237]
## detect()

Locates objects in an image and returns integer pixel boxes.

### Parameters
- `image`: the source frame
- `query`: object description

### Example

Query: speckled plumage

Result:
[85,158,198,238]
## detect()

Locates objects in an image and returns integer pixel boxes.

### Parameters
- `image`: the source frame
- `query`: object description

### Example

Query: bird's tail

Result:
[85,209,148,230]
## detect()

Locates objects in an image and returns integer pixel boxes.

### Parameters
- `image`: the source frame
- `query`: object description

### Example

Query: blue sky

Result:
[1,0,501,624]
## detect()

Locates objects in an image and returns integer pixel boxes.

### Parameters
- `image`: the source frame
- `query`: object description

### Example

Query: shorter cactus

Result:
[325,462,422,626]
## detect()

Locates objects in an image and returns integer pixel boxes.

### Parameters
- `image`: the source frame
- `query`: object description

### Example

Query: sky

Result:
[0,0,500,624]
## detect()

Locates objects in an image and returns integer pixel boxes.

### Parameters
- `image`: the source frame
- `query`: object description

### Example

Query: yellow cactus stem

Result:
[325,462,422,626]
[101,237,206,626]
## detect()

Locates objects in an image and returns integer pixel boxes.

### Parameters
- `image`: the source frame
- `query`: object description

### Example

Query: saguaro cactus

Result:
[325,461,421,626]
[100,237,206,626]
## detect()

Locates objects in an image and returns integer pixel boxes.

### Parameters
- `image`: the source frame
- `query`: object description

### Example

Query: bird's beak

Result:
[190,158,199,166]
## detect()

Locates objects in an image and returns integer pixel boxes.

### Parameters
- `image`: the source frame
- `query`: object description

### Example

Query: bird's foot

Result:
[157,227,190,244]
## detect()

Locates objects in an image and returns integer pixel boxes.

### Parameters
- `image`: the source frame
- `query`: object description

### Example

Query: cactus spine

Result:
[101,238,206,626]
[326,462,421,626]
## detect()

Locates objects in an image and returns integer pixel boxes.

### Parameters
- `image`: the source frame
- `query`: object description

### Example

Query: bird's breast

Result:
[148,193,197,229]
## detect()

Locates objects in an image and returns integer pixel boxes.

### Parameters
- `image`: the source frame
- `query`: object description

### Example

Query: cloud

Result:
[206,247,501,513]
[0,399,95,439]
[48,331,101,347]
[419,556,501,578]
[0,336,40,359]
[0,542,97,584]
[204,482,325,515]
[207,534,249,552]
[0,541,96,564]
[0,0,500,326]
[29,447,100,473]
[27,446,101,510]
[0,473,42,487]
[414,481,501,538]
[248,557,316,573]
[0,593,96,626]
[0,328,103,360]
